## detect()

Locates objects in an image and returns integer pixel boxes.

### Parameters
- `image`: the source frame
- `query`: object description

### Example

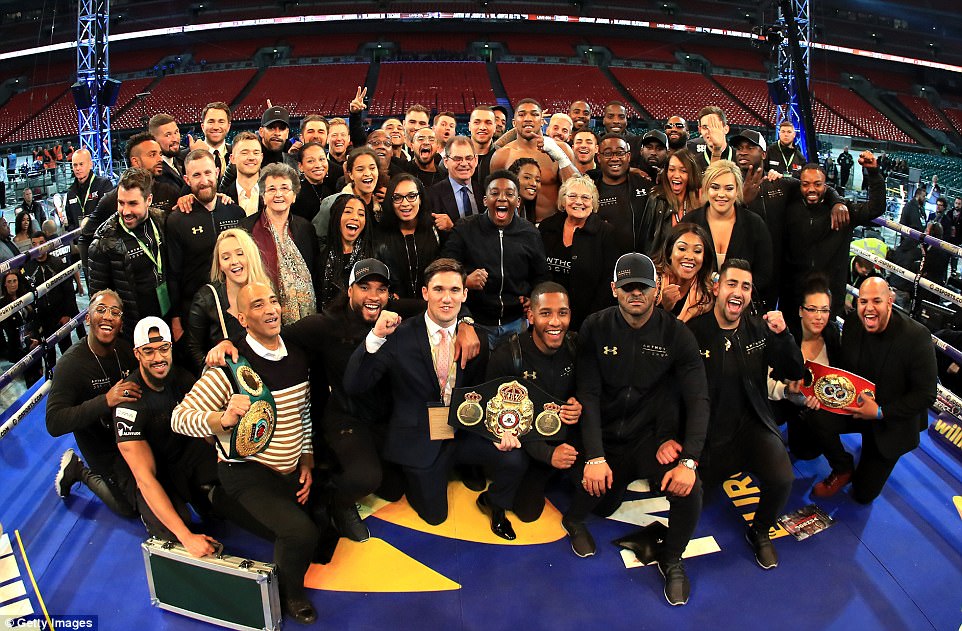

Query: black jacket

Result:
[375,224,442,300]
[687,312,805,460]
[441,212,550,326]
[589,170,651,253]
[426,177,484,227]
[65,175,112,231]
[765,142,806,177]
[186,281,245,372]
[538,212,620,331]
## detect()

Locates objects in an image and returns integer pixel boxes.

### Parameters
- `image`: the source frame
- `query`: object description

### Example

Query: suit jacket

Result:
[157,159,186,193]
[344,314,488,468]
[426,178,483,227]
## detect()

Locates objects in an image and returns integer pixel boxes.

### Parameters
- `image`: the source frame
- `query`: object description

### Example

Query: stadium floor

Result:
[1,386,961,631]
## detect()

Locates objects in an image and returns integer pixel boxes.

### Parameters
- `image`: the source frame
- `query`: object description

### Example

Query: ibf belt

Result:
[449,378,566,443]
[800,361,876,415]
[222,356,277,458]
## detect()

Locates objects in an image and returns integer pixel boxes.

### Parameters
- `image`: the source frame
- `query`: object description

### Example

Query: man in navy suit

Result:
[426,136,484,235]
[148,113,186,192]
[344,258,526,539]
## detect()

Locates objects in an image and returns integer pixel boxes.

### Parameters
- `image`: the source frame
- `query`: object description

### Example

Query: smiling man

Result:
[807,277,936,503]
[426,136,482,231]
[592,133,650,252]
[404,127,446,188]
[687,259,805,571]
[571,129,599,174]
[568,100,591,132]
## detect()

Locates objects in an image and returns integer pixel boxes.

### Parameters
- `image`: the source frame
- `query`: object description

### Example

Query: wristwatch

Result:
[459,316,475,327]
[679,458,698,471]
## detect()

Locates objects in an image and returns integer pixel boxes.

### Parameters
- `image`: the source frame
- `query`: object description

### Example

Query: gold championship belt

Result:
[449,378,566,443]
[801,361,876,415]
[223,356,277,458]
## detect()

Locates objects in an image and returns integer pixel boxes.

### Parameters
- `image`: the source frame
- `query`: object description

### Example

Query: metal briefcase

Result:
[141,537,282,631]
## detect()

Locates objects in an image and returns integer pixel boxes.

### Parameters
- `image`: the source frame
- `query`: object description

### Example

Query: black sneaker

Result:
[332,504,370,543]
[746,526,778,570]
[561,517,596,558]
[55,449,85,499]
[657,558,690,606]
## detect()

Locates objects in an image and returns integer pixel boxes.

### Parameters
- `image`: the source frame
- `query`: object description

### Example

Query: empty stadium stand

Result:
[372,61,495,116]
[811,81,915,143]
[0,84,70,142]
[677,45,766,73]
[233,63,370,120]
[897,94,949,132]
[611,67,752,125]
[191,38,276,64]
[603,38,678,64]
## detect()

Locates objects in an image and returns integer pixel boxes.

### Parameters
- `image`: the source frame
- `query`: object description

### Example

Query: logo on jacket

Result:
[522,370,537,380]
[192,226,204,235]
[603,346,618,355]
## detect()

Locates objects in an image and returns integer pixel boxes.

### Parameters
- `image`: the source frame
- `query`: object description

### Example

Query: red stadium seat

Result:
[499,63,634,118]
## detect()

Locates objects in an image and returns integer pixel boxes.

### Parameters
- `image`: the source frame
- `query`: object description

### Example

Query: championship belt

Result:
[449,378,566,443]
[800,361,876,415]
[222,356,277,458]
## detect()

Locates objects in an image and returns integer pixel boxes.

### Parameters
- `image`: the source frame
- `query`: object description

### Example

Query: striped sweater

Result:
[172,337,312,474]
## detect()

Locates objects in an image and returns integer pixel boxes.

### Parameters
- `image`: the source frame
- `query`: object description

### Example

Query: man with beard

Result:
[427,136,483,232]
[571,129,598,174]
[291,142,332,222]
[64,148,112,232]
[367,129,404,180]
[561,253,707,606]
[492,105,509,140]
[433,112,458,154]
[766,121,807,178]
[781,153,885,319]
[808,277,937,503]
[490,99,576,223]
[639,130,669,180]
[223,132,264,217]
[404,127,446,188]
[568,100,591,133]
[26,231,80,354]
[258,106,299,169]
[591,134,650,252]
[546,113,573,144]
[165,150,244,345]
[48,290,139,517]
[404,104,431,155]
[114,317,221,557]
[687,260,804,570]
[664,115,689,151]
[325,118,350,186]
[837,146,854,189]
[148,113,186,191]
[469,106,497,185]
[689,106,734,170]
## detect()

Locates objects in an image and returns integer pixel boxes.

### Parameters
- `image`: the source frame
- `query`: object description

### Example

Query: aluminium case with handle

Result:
[141,537,282,631]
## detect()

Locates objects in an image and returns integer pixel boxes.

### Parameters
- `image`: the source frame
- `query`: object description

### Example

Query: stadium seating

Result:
[677,44,766,73]
[112,48,178,74]
[192,38,276,64]
[0,84,70,142]
[9,90,79,142]
[283,34,366,58]
[897,94,949,132]
[603,38,678,64]
[372,61,495,116]
[393,33,475,54]
[811,82,914,143]
[887,151,962,190]
[944,107,962,135]
[610,67,752,125]
[501,35,584,57]
[499,62,635,118]
[233,63,370,120]
[714,75,776,125]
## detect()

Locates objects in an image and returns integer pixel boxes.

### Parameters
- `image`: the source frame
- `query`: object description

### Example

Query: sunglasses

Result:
[665,122,686,129]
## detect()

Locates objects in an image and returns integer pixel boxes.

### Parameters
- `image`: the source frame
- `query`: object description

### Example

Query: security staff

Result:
[65,149,112,232]
[562,253,709,607]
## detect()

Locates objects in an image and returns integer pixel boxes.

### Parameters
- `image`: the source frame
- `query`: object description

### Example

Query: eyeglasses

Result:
[665,122,686,129]
[600,150,629,159]
[565,193,593,203]
[367,141,392,148]
[487,190,519,200]
[138,343,172,358]
[801,306,831,314]
[265,186,293,195]
[93,305,123,317]
[447,155,476,164]
[392,192,420,203]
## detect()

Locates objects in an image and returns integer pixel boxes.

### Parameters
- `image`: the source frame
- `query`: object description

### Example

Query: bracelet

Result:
[586,458,606,466]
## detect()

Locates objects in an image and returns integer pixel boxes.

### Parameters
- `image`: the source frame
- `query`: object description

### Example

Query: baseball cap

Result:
[133,316,172,348]
[642,130,668,148]
[261,106,291,128]
[349,258,391,286]
[729,129,767,152]
[613,253,658,289]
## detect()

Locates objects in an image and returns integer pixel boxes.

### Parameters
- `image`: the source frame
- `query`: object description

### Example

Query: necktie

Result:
[215,150,225,182]
[436,329,451,403]
[460,186,472,218]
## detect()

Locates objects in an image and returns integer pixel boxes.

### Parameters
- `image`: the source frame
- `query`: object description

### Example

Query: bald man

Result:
[807,278,936,503]
[65,148,113,231]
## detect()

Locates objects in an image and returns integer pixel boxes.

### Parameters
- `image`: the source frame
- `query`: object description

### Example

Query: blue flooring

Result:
[1,399,961,631]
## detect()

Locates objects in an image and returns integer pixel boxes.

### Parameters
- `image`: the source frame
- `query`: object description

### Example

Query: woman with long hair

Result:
[1,270,41,384]
[538,174,620,330]
[318,194,372,310]
[187,228,272,371]
[640,148,702,256]
[653,222,716,321]
[683,160,773,309]
[376,173,440,300]
[13,211,33,252]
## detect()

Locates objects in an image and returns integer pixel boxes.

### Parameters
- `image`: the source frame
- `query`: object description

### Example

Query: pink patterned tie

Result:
[436,329,451,402]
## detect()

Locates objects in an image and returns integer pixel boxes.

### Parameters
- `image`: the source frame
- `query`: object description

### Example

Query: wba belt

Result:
[449,377,567,442]
[801,361,876,415]
[221,355,277,458]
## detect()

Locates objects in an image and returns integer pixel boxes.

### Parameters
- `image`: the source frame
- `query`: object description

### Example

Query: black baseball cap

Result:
[729,129,767,152]
[613,253,657,289]
[349,258,391,286]
[261,106,291,128]
[642,130,668,148]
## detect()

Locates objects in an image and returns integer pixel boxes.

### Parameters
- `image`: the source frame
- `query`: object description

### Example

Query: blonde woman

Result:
[682,159,773,309]
[186,228,271,371]
[537,174,621,330]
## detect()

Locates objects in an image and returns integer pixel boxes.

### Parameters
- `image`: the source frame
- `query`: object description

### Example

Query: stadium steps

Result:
[705,72,767,126]
[855,84,936,149]
[110,75,166,129]
[363,60,381,107]
[485,61,509,107]
[1,84,69,143]
[812,95,871,139]
[230,66,269,115]
[599,64,651,120]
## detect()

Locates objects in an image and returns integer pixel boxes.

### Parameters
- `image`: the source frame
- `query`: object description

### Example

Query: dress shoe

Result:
[283,597,318,625]
[812,470,852,498]
[476,492,516,540]
[332,504,370,542]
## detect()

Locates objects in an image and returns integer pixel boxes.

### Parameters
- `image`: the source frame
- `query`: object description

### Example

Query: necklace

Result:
[402,233,420,297]
[87,336,125,380]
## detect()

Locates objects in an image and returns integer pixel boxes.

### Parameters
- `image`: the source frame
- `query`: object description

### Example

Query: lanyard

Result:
[120,217,163,276]
[78,177,94,209]
[779,145,797,172]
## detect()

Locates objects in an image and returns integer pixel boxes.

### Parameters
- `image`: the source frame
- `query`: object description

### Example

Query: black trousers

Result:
[218,461,320,600]
[808,411,900,504]
[565,437,702,563]
[511,459,559,523]
[402,431,527,526]
[324,418,384,507]
[700,423,794,531]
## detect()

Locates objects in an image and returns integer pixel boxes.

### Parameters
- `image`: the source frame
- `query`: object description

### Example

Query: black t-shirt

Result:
[707,326,753,444]
[597,181,630,226]
[113,368,197,467]
[544,244,573,291]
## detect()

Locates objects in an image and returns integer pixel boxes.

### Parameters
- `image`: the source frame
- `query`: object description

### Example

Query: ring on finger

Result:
[123,389,129,397]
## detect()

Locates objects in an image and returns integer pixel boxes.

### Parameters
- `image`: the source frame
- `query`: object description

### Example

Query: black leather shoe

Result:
[332,504,370,542]
[284,597,318,625]
[745,525,778,570]
[476,492,516,540]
